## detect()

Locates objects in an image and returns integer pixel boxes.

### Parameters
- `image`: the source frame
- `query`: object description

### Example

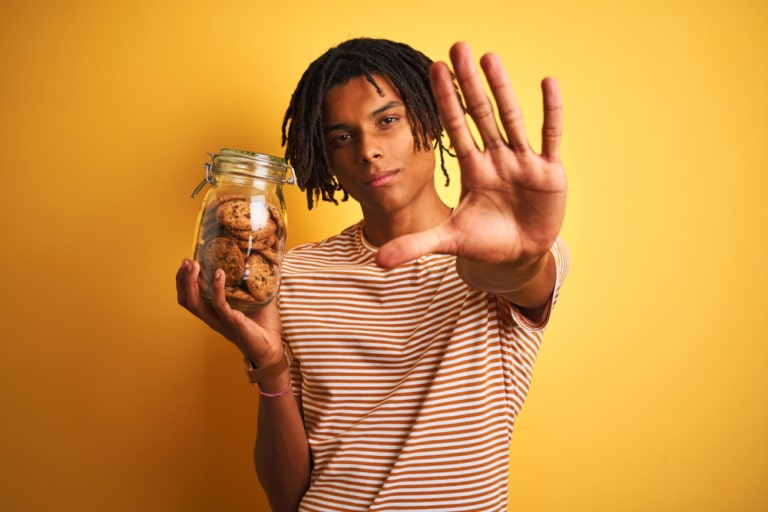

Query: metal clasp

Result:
[190,153,217,198]
[284,164,296,185]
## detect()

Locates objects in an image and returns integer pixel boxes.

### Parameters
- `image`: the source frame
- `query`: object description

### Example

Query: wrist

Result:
[244,343,293,385]
[456,252,549,295]
[256,371,293,397]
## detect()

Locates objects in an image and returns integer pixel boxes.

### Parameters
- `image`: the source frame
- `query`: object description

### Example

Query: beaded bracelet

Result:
[258,380,293,398]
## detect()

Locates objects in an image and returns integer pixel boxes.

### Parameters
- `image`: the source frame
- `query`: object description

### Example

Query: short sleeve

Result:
[506,237,570,332]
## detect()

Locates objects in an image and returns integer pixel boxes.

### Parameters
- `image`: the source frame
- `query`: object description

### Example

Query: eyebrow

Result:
[323,101,404,134]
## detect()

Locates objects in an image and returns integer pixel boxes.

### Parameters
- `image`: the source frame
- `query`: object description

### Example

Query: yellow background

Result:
[1,0,766,510]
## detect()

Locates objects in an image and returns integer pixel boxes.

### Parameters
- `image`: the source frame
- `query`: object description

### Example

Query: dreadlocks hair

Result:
[281,38,455,210]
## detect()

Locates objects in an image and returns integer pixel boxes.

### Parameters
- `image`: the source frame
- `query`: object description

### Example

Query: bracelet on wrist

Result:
[258,380,293,398]
[243,342,292,385]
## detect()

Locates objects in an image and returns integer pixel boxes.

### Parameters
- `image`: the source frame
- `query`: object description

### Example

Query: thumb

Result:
[375,225,454,268]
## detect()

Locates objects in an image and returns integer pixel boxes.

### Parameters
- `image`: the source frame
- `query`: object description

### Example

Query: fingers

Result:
[434,42,562,162]
[479,51,529,153]
[540,77,563,162]
[375,225,453,268]
[448,42,508,152]
[176,259,229,327]
[431,42,510,157]
[430,60,477,159]
[176,258,199,309]
[433,42,526,156]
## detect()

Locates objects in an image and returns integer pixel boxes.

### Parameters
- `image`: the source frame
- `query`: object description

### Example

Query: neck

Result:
[361,199,452,247]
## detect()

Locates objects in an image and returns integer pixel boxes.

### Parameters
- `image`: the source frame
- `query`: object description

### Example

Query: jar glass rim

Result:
[212,148,295,185]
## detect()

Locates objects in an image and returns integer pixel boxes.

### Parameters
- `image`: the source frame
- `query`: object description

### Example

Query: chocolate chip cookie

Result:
[244,253,278,304]
[200,237,245,287]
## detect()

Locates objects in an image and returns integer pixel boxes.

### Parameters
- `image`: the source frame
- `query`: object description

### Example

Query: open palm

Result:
[377,42,566,268]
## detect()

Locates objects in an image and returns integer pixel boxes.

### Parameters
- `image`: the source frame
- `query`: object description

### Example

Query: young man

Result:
[177,38,568,512]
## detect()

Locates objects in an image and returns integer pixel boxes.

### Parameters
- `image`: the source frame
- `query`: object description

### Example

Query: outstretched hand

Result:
[376,42,566,269]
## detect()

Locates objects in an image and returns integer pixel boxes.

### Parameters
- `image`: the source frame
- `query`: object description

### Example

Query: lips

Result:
[365,170,398,187]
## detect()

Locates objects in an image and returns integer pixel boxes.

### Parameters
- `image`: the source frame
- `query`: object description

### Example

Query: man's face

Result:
[321,74,437,216]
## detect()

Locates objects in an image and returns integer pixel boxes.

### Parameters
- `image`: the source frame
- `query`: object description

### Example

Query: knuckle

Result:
[467,100,495,122]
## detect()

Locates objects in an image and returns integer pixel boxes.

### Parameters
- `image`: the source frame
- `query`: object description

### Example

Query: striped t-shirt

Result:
[278,221,569,512]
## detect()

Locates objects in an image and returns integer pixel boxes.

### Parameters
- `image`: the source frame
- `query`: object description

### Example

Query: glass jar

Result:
[190,148,295,311]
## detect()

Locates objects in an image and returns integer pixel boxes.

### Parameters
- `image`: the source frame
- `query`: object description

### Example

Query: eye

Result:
[380,116,399,126]
[329,132,352,147]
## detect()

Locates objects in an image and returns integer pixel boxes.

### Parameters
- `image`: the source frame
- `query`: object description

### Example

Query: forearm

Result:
[254,371,311,512]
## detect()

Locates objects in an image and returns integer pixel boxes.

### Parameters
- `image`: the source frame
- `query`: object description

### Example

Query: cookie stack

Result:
[195,194,284,310]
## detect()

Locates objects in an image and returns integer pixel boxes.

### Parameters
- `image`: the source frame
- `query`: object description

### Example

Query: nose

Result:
[359,132,382,163]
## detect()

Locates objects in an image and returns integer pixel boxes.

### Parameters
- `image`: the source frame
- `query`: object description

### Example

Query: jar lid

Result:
[218,148,287,167]
[191,148,296,197]
[214,148,296,185]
